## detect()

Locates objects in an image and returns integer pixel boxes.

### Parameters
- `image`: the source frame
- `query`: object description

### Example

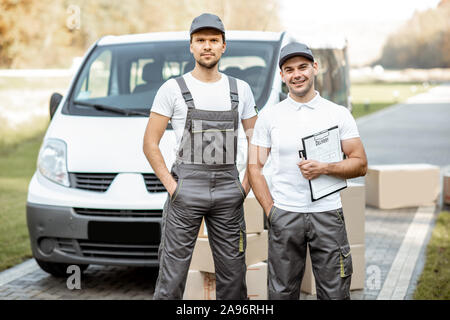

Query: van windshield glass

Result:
[70,40,277,115]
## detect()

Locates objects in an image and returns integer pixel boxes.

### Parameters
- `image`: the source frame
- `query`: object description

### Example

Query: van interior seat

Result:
[241,66,266,97]
[242,66,265,84]
[223,66,243,79]
[133,62,164,94]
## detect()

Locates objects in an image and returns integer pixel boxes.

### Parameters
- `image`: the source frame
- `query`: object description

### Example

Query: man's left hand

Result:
[298,160,327,180]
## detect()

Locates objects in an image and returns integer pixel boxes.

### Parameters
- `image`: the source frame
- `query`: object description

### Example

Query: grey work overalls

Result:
[153,75,247,300]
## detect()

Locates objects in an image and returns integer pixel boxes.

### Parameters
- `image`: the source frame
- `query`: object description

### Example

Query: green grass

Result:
[0,116,49,151]
[351,102,392,119]
[0,75,63,271]
[414,211,450,300]
[350,82,434,119]
[0,130,46,271]
[0,75,60,149]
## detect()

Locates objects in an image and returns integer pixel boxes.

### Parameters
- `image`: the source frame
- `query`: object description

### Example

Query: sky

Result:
[279,0,442,66]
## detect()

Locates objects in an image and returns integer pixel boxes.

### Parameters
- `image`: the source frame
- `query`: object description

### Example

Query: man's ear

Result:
[280,70,286,83]
[313,61,319,76]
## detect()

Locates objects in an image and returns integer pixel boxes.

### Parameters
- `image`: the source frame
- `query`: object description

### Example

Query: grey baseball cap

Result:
[190,13,225,35]
[279,42,314,68]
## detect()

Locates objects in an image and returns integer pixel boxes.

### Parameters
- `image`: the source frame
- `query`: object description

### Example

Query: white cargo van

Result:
[26,31,351,276]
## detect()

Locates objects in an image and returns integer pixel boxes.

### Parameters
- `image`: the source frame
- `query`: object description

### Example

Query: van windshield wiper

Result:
[73,100,149,116]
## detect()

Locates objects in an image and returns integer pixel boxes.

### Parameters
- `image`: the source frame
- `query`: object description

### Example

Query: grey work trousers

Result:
[268,206,353,300]
[153,164,248,300]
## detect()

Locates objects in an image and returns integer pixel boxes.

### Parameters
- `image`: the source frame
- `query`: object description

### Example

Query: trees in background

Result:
[377,0,450,69]
[0,0,281,68]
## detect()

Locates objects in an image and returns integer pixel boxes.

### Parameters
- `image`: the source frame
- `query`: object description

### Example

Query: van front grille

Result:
[69,173,117,192]
[78,241,159,260]
[142,173,166,193]
[69,173,165,193]
[73,207,163,218]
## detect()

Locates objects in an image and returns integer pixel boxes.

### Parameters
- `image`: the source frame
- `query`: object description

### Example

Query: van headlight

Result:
[37,138,70,187]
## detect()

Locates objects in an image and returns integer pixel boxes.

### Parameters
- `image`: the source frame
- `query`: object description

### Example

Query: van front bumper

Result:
[26,202,162,267]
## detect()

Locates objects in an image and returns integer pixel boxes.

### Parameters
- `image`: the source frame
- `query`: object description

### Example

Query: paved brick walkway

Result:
[0,265,157,300]
[0,204,438,300]
[300,205,437,300]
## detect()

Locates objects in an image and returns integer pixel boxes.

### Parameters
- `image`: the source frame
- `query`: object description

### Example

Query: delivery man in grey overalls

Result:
[143,13,258,300]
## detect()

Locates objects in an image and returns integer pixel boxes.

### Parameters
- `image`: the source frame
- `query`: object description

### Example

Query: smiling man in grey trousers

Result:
[248,42,367,300]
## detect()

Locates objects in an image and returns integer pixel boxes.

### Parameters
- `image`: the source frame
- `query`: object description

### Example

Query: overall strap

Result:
[228,76,239,111]
[175,76,195,109]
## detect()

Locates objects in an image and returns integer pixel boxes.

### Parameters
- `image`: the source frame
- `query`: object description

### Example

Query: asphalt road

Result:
[357,83,450,167]
[350,82,450,187]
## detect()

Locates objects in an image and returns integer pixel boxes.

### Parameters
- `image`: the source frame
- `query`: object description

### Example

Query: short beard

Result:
[197,58,219,69]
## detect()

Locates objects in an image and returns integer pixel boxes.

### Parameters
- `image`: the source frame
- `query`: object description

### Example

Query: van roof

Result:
[97,30,347,50]
[97,30,284,46]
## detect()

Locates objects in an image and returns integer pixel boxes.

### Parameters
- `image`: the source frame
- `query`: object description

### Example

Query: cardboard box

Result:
[190,231,268,273]
[198,218,208,238]
[300,244,365,295]
[365,164,440,209]
[183,270,216,300]
[349,244,365,292]
[245,262,268,300]
[243,196,265,233]
[198,197,265,238]
[184,262,267,300]
[340,183,365,245]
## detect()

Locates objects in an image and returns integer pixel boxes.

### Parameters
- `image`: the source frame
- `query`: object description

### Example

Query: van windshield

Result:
[68,40,278,116]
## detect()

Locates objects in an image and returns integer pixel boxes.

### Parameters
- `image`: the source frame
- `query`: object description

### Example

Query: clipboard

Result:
[301,125,347,202]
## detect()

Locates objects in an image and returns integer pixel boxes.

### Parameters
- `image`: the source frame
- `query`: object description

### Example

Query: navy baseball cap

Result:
[190,13,225,35]
[279,42,314,68]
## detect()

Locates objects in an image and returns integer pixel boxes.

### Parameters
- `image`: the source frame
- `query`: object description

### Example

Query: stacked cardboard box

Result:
[184,262,267,300]
[184,270,216,300]
[186,195,268,300]
[365,164,440,209]
[190,231,268,273]
[300,183,366,295]
[197,195,265,237]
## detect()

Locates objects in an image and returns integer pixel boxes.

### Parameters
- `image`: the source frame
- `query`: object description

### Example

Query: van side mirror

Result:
[49,93,63,119]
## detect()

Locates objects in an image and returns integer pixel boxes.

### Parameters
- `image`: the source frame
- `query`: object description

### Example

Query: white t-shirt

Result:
[251,92,360,213]
[151,72,257,155]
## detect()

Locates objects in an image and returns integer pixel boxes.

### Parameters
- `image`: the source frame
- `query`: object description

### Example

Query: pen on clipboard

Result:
[298,149,306,161]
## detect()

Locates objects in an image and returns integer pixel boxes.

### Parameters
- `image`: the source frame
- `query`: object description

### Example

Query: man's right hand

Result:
[167,179,178,197]
[143,111,176,198]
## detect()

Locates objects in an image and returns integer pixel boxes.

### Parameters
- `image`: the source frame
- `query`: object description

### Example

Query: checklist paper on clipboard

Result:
[301,125,347,201]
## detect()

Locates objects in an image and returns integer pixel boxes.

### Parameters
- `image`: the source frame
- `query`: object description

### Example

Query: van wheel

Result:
[35,259,89,277]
